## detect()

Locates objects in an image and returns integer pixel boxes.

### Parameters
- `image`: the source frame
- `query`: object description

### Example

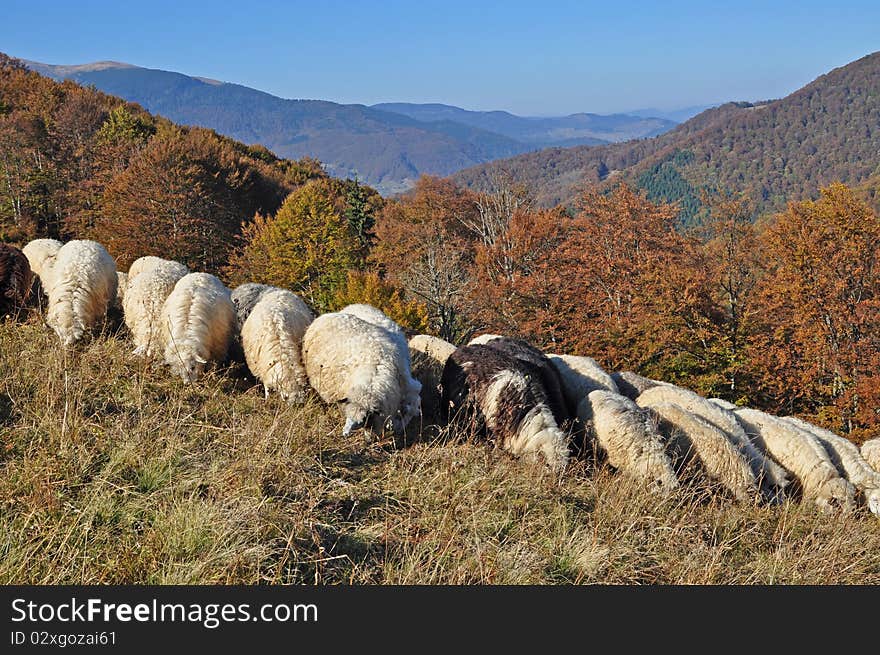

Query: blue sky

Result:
[3,0,878,115]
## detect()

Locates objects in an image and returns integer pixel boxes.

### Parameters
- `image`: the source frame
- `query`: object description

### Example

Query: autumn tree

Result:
[643,191,766,400]
[225,180,360,312]
[332,270,428,333]
[470,205,572,344]
[93,125,286,272]
[563,184,691,372]
[750,182,880,440]
[372,176,480,342]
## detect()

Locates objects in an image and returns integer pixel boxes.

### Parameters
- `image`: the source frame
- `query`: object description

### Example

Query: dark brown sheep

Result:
[0,243,34,318]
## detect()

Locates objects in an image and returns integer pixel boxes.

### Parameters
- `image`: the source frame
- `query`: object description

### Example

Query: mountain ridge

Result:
[453,51,880,218]
[23,59,677,194]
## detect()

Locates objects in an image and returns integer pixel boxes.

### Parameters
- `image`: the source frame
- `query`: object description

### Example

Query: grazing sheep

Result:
[734,407,856,513]
[339,303,422,424]
[862,439,880,473]
[341,303,407,343]
[231,282,273,327]
[582,390,678,493]
[21,238,62,295]
[465,335,572,428]
[547,353,619,407]
[43,240,117,346]
[302,312,421,438]
[783,417,880,515]
[126,255,171,284]
[0,243,34,317]
[708,398,737,410]
[636,399,761,502]
[408,334,457,424]
[610,371,662,401]
[440,344,570,472]
[124,259,189,358]
[241,289,315,402]
[636,385,790,498]
[159,272,235,383]
[467,333,503,346]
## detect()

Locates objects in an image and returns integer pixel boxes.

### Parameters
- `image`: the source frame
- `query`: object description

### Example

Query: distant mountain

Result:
[23,59,677,195]
[454,52,880,219]
[624,104,718,123]
[371,103,674,146]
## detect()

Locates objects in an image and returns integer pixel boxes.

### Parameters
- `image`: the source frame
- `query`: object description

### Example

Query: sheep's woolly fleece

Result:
[636,385,790,497]
[302,311,421,438]
[408,334,457,422]
[231,282,274,327]
[124,259,189,358]
[440,344,570,473]
[0,243,33,317]
[862,439,880,473]
[21,238,63,293]
[547,353,618,421]
[159,272,235,383]
[610,371,661,401]
[468,335,571,429]
[783,416,880,515]
[44,240,117,346]
[126,256,172,284]
[734,407,856,513]
[583,390,678,493]
[636,399,761,502]
[241,288,315,403]
[339,303,421,426]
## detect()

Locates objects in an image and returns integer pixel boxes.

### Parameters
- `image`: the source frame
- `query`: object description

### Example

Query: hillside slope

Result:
[454,52,880,217]
[24,60,676,195]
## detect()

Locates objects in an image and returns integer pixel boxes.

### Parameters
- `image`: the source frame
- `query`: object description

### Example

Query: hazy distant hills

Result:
[454,52,880,218]
[24,60,676,194]
[372,103,674,146]
[624,104,718,123]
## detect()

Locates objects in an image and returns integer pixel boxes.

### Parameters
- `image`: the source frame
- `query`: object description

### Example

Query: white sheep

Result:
[302,311,421,438]
[42,239,117,346]
[582,390,679,493]
[230,282,273,327]
[636,385,790,498]
[708,398,738,411]
[339,303,421,424]
[610,371,663,401]
[782,417,880,515]
[547,353,619,410]
[408,334,457,423]
[440,344,570,472]
[636,399,761,502]
[124,259,189,358]
[159,272,235,382]
[21,238,63,294]
[241,288,315,402]
[734,407,856,513]
[467,333,503,346]
[862,439,880,473]
[126,255,172,284]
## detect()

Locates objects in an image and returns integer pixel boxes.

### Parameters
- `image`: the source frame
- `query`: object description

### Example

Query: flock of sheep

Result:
[2,238,880,518]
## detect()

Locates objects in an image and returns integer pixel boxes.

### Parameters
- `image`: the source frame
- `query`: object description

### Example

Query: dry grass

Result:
[1,314,879,584]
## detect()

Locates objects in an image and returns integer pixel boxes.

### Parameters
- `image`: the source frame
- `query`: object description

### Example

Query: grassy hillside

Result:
[2,316,879,584]
[454,52,880,218]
